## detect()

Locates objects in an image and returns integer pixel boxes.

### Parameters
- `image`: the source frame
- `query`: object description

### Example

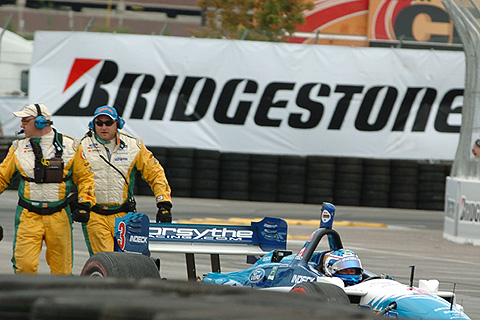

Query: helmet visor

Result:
[331,257,362,273]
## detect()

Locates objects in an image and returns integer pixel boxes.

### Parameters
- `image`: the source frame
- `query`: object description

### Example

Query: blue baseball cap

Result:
[93,105,119,120]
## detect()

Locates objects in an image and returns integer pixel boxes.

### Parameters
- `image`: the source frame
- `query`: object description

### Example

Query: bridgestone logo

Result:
[56,59,462,133]
[459,196,480,222]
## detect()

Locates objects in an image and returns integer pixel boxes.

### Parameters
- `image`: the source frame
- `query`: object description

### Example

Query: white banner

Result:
[0,97,30,136]
[27,31,464,160]
[444,177,480,246]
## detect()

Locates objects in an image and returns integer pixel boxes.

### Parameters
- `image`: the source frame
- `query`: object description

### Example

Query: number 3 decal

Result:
[117,221,126,250]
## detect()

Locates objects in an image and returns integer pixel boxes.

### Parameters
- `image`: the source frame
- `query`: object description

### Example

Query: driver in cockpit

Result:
[317,248,363,286]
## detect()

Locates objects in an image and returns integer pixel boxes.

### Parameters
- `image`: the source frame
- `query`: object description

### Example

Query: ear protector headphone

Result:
[34,104,53,130]
[117,117,125,129]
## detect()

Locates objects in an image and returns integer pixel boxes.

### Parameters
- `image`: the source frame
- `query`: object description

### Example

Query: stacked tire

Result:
[165,148,195,198]
[135,146,452,211]
[362,159,390,207]
[277,155,306,203]
[334,158,363,206]
[192,149,221,199]
[249,154,278,202]
[417,163,448,211]
[389,160,418,209]
[305,156,335,204]
[219,153,250,201]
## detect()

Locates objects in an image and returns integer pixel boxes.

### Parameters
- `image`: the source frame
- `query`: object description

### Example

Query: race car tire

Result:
[289,282,350,304]
[81,252,160,279]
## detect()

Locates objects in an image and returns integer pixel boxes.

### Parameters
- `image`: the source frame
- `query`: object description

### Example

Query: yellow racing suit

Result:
[80,131,171,255]
[0,129,96,274]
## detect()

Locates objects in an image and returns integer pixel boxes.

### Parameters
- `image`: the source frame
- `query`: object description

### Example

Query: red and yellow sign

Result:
[291,0,459,46]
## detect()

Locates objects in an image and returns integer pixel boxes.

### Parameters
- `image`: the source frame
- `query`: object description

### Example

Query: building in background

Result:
[0,0,203,37]
[0,0,463,50]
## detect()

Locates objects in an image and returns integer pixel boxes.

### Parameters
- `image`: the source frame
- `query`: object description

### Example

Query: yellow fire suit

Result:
[80,131,171,255]
[0,130,96,275]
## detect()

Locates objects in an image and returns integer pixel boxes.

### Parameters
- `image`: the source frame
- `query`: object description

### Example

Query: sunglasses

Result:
[21,118,34,125]
[95,120,116,127]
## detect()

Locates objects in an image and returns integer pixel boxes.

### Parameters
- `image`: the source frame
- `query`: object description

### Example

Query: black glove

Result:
[156,202,172,223]
[72,202,90,223]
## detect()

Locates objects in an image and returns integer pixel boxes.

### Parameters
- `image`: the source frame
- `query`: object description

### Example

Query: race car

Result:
[80,202,470,319]
[202,203,471,320]
[82,213,288,280]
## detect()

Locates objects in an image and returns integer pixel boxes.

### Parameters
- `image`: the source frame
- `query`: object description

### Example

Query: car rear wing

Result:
[114,213,287,280]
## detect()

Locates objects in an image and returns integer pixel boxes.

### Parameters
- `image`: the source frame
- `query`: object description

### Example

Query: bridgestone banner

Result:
[28,31,465,160]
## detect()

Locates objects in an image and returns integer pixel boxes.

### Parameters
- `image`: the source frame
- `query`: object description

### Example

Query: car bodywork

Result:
[202,203,471,320]
[113,212,288,280]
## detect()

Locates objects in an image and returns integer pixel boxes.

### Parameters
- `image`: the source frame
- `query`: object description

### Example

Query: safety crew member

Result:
[0,103,96,274]
[79,105,172,255]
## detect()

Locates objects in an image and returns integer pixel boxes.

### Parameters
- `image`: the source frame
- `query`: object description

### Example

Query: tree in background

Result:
[196,0,313,41]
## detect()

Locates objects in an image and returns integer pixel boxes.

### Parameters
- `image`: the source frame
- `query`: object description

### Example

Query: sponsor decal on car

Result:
[129,235,148,244]
[248,269,265,284]
[267,266,279,281]
[321,209,332,224]
[295,247,307,260]
[291,274,317,284]
[149,226,254,241]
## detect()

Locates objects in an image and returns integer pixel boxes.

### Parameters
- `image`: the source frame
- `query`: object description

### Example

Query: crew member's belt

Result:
[92,202,130,216]
[18,198,68,215]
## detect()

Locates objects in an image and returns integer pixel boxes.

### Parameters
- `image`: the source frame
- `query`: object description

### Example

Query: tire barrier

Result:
[334,158,363,207]
[192,149,221,199]
[0,139,451,211]
[389,160,419,209]
[417,163,449,211]
[219,153,250,201]
[278,155,306,203]
[0,275,377,320]
[165,148,195,198]
[305,156,335,204]
[249,154,279,202]
[362,159,391,208]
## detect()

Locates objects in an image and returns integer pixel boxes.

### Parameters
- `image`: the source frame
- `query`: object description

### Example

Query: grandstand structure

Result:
[0,0,202,36]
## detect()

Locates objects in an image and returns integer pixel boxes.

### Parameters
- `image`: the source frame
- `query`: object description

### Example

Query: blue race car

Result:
[202,203,471,320]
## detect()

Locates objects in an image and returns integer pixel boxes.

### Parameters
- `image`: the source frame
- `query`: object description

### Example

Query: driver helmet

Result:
[322,249,363,286]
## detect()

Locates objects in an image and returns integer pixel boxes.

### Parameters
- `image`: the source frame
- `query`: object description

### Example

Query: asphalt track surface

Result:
[0,190,479,319]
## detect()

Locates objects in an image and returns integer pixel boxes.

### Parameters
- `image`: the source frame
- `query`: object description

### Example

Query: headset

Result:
[34,104,53,130]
